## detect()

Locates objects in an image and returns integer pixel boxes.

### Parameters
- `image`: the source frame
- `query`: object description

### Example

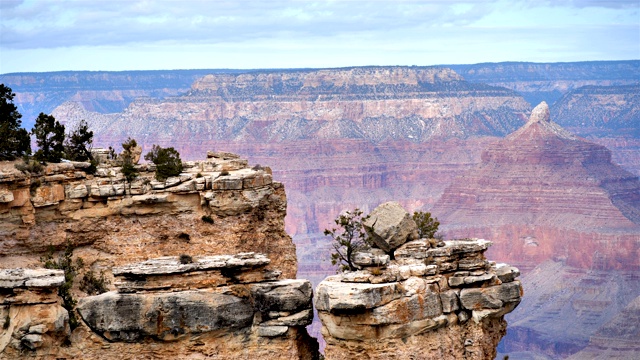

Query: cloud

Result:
[1,0,495,49]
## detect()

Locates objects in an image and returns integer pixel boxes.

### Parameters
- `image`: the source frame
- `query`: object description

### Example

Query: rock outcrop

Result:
[431,102,640,358]
[316,237,522,359]
[433,102,640,271]
[0,268,69,355]
[0,152,296,277]
[0,153,316,358]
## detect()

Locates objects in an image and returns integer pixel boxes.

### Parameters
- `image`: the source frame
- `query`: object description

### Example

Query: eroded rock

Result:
[363,201,419,252]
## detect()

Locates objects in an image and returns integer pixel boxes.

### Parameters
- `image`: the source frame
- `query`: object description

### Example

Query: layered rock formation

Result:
[0,151,296,277]
[448,60,640,108]
[0,152,317,358]
[0,269,68,353]
[52,66,530,153]
[433,102,640,271]
[431,102,640,358]
[0,69,242,128]
[316,203,522,359]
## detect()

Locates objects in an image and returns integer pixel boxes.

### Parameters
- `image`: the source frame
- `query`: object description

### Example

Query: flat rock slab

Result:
[315,280,403,312]
[363,201,418,252]
[0,268,65,288]
[113,252,270,277]
[459,281,523,311]
[77,290,254,342]
[249,279,313,313]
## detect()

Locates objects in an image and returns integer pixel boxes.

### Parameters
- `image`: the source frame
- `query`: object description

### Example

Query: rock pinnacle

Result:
[529,101,550,123]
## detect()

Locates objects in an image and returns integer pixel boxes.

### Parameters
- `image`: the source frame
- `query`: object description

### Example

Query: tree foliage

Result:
[64,120,93,162]
[144,145,183,181]
[41,244,82,331]
[0,84,30,160]
[33,113,65,163]
[412,211,440,239]
[120,138,139,192]
[324,208,371,272]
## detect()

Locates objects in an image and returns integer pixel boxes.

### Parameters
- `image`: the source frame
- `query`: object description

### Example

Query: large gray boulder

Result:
[363,202,418,252]
[77,290,254,342]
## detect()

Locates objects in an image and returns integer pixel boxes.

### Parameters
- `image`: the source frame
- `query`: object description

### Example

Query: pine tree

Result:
[0,84,30,160]
[144,145,183,181]
[33,113,65,163]
[64,120,94,161]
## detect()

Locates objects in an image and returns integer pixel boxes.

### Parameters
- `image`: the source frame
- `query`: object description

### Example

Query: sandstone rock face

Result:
[0,267,70,357]
[316,238,522,359]
[431,106,640,358]
[0,154,316,359]
[0,153,296,277]
[52,67,530,156]
[363,201,418,252]
[77,263,314,344]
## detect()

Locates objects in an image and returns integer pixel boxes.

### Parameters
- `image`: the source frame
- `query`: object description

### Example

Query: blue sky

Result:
[1,0,638,73]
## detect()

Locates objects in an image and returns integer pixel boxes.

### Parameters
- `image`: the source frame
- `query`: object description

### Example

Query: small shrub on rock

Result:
[79,270,110,295]
[201,215,214,224]
[144,145,183,181]
[15,157,43,175]
[413,211,440,239]
[324,208,371,272]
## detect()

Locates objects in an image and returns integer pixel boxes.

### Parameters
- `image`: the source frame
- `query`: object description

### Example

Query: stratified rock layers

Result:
[0,153,297,277]
[316,239,522,360]
[0,153,316,359]
[433,102,640,271]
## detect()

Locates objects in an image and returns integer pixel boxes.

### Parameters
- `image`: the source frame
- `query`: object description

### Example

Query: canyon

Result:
[1,61,639,358]
[0,153,521,358]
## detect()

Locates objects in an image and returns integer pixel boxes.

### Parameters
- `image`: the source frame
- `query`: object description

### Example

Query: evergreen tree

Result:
[64,120,94,161]
[0,84,31,160]
[324,208,371,272]
[412,211,440,239]
[33,113,65,163]
[144,145,183,181]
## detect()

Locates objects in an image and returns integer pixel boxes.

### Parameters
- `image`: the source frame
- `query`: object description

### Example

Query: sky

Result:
[1,0,639,74]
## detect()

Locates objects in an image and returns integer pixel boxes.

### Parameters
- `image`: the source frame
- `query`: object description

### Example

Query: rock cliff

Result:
[315,202,522,359]
[431,102,640,358]
[52,67,530,153]
[0,152,318,358]
[433,102,640,271]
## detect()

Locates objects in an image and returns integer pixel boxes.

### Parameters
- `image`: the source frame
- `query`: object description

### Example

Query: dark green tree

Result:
[121,137,137,155]
[412,211,440,239]
[64,120,93,161]
[0,84,31,160]
[120,138,139,194]
[324,208,371,272]
[32,113,65,163]
[144,145,183,181]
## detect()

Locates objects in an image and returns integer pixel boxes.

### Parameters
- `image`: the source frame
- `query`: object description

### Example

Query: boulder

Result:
[353,248,390,267]
[250,279,313,313]
[315,280,402,312]
[459,281,522,311]
[77,290,254,341]
[363,202,418,253]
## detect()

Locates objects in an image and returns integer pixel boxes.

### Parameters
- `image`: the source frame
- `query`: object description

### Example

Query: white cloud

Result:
[0,0,637,72]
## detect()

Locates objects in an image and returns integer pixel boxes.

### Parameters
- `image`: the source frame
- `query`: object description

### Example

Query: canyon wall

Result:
[432,103,640,359]
[0,152,317,359]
